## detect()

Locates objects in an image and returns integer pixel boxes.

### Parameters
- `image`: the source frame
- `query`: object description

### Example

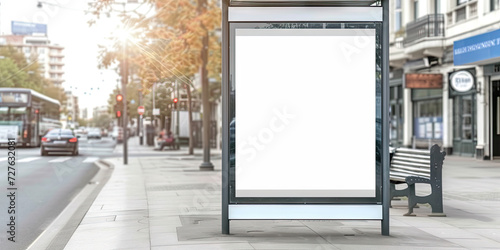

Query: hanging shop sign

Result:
[450,70,474,92]
[404,73,443,89]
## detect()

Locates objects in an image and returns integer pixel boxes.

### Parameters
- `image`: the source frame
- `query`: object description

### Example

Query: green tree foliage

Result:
[0,57,28,88]
[0,46,66,104]
[94,114,113,129]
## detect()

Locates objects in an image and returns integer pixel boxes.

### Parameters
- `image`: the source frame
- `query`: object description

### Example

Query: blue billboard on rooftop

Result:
[11,21,47,36]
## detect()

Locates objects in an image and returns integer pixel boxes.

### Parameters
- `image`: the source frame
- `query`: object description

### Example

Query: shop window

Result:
[454,95,476,141]
[412,89,443,140]
[390,85,404,146]
[414,99,443,139]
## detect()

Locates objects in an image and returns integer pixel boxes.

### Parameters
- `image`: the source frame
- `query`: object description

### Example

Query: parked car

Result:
[41,129,79,156]
[87,128,102,139]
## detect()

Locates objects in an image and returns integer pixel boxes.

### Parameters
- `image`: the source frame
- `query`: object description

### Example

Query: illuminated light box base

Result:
[228,204,383,220]
[236,189,375,197]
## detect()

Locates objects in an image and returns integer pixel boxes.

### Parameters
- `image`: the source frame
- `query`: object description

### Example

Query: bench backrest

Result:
[390,144,446,183]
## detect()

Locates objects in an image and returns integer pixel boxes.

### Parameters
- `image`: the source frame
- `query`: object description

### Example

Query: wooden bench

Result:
[390,144,446,216]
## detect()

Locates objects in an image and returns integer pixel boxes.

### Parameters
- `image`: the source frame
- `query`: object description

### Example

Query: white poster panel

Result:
[235,28,376,197]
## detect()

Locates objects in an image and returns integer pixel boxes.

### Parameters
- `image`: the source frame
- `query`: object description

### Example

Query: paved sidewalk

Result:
[64,139,500,249]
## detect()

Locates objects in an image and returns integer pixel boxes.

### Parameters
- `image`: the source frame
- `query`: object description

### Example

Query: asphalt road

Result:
[0,136,116,250]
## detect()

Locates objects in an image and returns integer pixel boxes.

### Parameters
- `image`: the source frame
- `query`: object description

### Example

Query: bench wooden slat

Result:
[390,169,430,179]
[395,152,430,159]
[392,156,430,164]
[390,164,430,174]
[395,148,429,154]
[391,160,429,169]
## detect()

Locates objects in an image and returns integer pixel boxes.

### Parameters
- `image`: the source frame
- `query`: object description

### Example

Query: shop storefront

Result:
[448,69,477,157]
[404,73,443,148]
[454,28,500,159]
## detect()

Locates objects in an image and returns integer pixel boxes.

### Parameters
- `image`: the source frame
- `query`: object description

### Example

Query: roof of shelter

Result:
[229,0,380,7]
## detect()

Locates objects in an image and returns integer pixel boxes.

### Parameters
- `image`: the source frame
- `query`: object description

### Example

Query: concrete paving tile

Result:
[250,242,338,249]
[65,239,150,250]
[419,227,482,239]
[151,242,255,250]
[466,229,500,242]
[445,237,500,249]
[150,225,179,234]
[332,245,464,250]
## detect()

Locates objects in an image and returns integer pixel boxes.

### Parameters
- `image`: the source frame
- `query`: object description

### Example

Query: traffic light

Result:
[116,94,124,118]
[173,97,178,109]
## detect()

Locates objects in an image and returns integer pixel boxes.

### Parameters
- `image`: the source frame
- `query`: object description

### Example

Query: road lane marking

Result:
[83,157,99,163]
[18,157,41,162]
[49,157,72,163]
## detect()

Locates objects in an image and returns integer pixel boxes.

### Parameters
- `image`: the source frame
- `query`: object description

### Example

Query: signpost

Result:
[221,0,390,236]
[137,106,145,115]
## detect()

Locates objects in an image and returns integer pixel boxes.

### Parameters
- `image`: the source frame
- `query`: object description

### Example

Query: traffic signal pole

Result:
[121,40,128,165]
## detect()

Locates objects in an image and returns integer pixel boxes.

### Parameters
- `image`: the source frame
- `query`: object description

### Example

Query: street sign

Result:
[153,108,160,116]
[137,106,145,115]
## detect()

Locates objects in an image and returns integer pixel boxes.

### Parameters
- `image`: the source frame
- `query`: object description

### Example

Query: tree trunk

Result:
[187,84,194,155]
[198,0,213,170]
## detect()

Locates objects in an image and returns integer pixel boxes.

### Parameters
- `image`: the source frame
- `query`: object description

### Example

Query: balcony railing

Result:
[404,14,444,45]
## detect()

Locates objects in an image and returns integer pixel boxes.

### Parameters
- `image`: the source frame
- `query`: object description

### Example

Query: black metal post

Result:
[221,0,229,234]
[382,0,390,236]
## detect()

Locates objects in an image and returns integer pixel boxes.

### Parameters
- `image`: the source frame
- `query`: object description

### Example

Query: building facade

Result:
[0,35,65,87]
[389,0,500,159]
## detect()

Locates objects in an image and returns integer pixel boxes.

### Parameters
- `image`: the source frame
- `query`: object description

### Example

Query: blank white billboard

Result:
[235,28,376,197]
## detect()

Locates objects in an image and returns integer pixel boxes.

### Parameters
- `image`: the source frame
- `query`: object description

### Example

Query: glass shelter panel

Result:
[229,23,381,202]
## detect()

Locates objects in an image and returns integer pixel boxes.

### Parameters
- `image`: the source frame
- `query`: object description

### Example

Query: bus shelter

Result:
[221,0,390,235]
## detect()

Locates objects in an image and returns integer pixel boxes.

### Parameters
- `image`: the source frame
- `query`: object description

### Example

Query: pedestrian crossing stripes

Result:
[49,157,72,163]
[18,157,41,163]
[83,157,99,163]
[4,157,99,164]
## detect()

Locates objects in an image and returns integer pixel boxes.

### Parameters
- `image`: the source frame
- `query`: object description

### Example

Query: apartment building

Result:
[389,0,500,159]
[0,34,65,88]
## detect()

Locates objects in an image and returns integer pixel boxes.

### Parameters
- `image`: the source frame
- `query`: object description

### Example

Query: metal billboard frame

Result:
[221,0,390,235]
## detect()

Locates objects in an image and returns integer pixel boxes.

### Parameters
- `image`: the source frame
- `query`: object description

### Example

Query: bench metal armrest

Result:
[405,176,430,185]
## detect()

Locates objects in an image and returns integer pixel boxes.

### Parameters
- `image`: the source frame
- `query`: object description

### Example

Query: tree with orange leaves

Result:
[88,0,221,158]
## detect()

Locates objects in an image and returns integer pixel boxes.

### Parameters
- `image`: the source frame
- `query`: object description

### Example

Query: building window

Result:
[457,0,469,5]
[492,0,500,11]
[24,47,31,53]
[394,0,402,31]
[455,7,466,22]
[414,0,419,20]
[38,48,45,54]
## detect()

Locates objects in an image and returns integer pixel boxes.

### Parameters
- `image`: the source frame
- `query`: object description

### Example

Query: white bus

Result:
[0,88,61,147]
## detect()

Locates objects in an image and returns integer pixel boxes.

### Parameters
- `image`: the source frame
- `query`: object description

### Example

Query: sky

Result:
[0,0,145,118]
